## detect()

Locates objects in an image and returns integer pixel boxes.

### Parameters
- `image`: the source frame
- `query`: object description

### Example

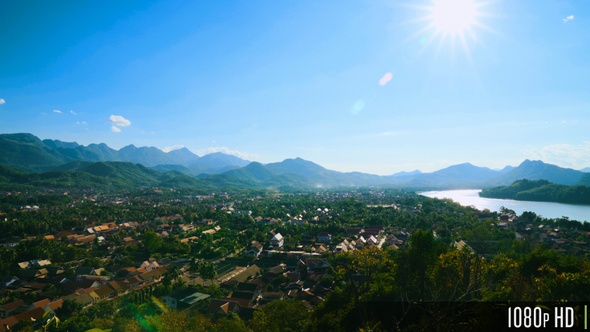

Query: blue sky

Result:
[1,0,589,174]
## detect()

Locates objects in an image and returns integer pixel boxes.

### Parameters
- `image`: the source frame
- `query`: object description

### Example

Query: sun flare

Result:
[429,0,478,36]
[411,0,489,57]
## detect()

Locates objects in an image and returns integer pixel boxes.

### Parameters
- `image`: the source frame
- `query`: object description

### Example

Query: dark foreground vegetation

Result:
[0,186,588,331]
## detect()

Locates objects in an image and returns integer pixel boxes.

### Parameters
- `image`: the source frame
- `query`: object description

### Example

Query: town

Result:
[0,188,589,331]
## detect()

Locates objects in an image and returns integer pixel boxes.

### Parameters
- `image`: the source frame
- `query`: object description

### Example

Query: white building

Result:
[270,233,284,248]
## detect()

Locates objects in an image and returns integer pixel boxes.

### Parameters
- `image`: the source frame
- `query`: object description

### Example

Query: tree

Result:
[251,300,310,332]
[141,230,163,254]
[112,317,142,332]
[199,262,218,283]
[432,249,484,301]
[396,229,443,300]
[216,314,249,332]
[56,299,83,319]
[146,311,213,332]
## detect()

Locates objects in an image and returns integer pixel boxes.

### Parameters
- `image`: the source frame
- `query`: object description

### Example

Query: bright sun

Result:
[428,0,478,36]
[413,0,487,56]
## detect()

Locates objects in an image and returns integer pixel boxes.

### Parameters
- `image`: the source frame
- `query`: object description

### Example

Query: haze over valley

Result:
[1,133,590,191]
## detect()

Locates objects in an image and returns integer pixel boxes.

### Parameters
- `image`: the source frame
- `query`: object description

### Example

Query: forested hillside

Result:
[480,179,590,205]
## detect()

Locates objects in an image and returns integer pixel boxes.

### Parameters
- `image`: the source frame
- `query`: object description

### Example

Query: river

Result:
[419,189,590,222]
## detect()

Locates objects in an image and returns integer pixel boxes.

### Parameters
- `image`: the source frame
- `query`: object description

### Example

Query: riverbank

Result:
[420,189,590,222]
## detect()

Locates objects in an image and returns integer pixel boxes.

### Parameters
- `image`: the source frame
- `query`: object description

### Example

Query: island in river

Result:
[480,179,590,205]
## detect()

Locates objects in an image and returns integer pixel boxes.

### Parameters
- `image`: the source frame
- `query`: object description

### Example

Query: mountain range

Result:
[0,133,249,174]
[1,133,589,190]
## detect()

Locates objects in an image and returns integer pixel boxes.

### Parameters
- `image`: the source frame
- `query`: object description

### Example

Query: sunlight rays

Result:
[406,0,493,61]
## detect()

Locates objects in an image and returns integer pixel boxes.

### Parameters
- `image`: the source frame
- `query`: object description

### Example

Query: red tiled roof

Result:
[1,299,25,312]
[31,298,51,309]
[13,307,45,323]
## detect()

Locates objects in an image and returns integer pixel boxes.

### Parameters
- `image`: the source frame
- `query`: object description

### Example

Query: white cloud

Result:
[53,109,62,114]
[524,141,590,170]
[197,146,257,160]
[76,121,88,126]
[162,145,185,153]
[378,131,402,137]
[563,15,574,23]
[110,115,131,127]
[0,98,5,105]
[70,110,77,115]
[109,115,131,133]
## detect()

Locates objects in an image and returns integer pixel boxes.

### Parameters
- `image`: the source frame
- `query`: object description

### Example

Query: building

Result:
[270,233,284,248]
[163,288,210,310]
[316,233,332,243]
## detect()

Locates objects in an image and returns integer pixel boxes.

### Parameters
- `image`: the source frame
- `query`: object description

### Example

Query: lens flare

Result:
[151,296,169,313]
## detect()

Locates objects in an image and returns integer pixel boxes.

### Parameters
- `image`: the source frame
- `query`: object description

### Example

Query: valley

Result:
[0,133,589,331]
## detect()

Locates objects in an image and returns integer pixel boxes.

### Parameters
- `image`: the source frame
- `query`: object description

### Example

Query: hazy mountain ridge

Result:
[489,159,585,186]
[389,170,423,178]
[211,158,590,190]
[1,133,589,190]
[390,163,500,189]
[0,133,248,174]
[188,152,250,174]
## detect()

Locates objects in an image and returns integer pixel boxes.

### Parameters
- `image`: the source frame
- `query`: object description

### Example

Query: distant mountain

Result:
[166,147,201,166]
[207,158,391,188]
[0,133,69,171]
[118,145,186,167]
[80,143,120,161]
[378,160,587,189]
[42,139,119,163]
[204,162,296,188]
[581,167,590,173]
[386,160,590,190]
[389,170,422,178]
[42,138,80,150]
[188,152,250,174]
[0,133,247,174]
[432,163,499,182]
[491,160,586,186]
[266,158,389,187]
[2,133,590,191]
[265,158,328,177]
[387,163,500,189]
[498,165,515,174]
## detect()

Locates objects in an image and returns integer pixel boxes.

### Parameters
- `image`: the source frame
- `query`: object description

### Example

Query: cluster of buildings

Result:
[0,257,168,331]
[0,298,62,331]
[202,256,332,321]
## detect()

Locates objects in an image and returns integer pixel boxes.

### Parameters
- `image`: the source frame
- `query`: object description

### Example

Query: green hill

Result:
[480,179,590,205]
[0,161,214,191]
[0,134,67,171]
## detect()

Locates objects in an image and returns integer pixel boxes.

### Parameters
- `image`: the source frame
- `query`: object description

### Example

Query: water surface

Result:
[420,189,590,222]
